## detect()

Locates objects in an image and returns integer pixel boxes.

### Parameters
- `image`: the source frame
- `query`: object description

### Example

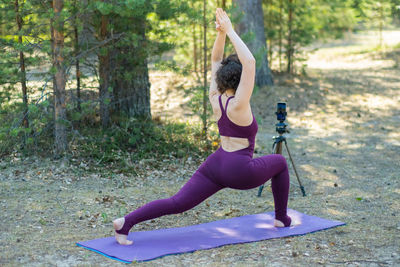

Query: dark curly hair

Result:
[216,54,242,94]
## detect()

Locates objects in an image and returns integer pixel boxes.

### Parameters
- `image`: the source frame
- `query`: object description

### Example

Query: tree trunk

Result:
[266,0,273,68]
[217,1,227,11]
[193,24,197,73]
[73,0,81,116]
[51,0,68,155]
[268,39,273,69]
[113,52,151,118]
[112,19,151,119]
[279,0,283,72]
[222,0,226,59]
[202,0,208,137]
[98,11,110,128]
[379,2,383,48]
[197,23,202,81]
[287,0,294,74]
[233,0,273,87]
[15,0,28,129]
[191,0,198,74]
[79,0,96,49]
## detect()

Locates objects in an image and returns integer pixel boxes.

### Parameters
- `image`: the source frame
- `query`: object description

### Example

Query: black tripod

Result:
[257,107,306,197]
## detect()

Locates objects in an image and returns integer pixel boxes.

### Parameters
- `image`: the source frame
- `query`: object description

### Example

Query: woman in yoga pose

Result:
[113,8,292,245]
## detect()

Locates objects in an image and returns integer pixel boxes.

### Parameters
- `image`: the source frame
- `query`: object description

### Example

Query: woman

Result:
[113,8,292,245]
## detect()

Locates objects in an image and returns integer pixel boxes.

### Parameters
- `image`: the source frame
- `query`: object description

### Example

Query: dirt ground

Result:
[1,31,399,266]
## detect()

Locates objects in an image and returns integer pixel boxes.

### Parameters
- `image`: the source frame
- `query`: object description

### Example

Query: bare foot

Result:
[113,218,133,245]
[274,218,296,227]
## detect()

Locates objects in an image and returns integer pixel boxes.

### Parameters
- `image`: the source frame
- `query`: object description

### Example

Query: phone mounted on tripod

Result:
[276,102,288,134]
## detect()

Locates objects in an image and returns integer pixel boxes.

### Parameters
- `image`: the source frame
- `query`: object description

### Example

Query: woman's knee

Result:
[274,154,288,171]
[170,195,193,214]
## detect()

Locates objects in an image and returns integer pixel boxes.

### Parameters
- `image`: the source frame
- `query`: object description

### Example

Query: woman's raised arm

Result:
[211,31,226,63]
[216,9,255,109]
[209,11,227,101]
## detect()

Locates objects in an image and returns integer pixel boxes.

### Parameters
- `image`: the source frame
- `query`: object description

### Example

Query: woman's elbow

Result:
[242,57,256,69]
[244,57,256,65]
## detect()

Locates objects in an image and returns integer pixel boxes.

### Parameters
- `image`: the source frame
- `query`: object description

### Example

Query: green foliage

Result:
[263,0,359,73]
[153,58,192,75]
[0,94,217,171]
[352,0,390,22]
[1,0,400,163]
[76,116,210,161]
[186,85,209,121]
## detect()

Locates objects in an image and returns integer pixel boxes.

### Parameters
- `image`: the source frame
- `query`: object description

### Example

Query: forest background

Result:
[1,0,399,165]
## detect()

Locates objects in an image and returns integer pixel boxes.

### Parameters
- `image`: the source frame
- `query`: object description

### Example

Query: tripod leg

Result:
[257,185,264,197]
[283,141,306,197]
[275,139,283,154]
[257,140,282,197]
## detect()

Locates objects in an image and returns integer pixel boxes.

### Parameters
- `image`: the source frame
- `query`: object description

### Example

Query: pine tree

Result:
[51,0,68,155]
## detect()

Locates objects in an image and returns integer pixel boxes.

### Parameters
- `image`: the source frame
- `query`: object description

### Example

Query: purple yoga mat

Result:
[76,209,345,263]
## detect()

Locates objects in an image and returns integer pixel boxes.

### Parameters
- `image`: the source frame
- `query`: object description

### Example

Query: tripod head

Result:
[275,102,288,135]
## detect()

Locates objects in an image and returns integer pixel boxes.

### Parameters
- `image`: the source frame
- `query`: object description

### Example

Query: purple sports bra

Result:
[217,94,258,151]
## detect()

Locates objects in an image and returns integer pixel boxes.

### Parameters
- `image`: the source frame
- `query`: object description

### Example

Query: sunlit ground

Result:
[307,30,400,69]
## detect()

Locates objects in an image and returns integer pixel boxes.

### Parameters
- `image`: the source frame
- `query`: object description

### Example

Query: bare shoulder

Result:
[227,97,253,125]
[209,91,220,109]
[230,96,251,112]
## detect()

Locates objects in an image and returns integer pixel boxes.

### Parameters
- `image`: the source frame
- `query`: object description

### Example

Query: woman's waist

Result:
[220,135,254,147]
[218,140,254,157]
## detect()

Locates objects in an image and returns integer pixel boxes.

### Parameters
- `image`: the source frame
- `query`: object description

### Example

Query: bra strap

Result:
[218,94,225,113]
[225,96,234,111]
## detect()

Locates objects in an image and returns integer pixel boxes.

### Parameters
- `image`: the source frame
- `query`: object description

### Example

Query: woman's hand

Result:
[215,21,222,32]
[215,8,233,34]
[211,9,227,62]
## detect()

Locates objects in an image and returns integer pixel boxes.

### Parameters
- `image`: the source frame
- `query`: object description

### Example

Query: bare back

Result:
[211,94,253,152]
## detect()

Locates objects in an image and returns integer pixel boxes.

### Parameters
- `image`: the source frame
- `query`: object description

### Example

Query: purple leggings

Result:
[116,147,290,235]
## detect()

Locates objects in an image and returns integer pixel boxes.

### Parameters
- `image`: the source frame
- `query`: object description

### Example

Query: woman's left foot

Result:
[113,218,133,245]
[274,215,294,227]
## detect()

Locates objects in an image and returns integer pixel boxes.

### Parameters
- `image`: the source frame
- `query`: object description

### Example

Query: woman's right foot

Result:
[113,218,133,245]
